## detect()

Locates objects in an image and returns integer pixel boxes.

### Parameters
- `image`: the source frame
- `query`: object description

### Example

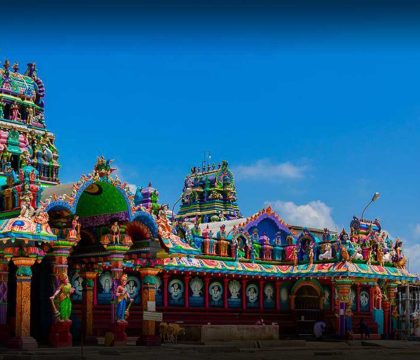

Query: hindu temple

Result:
[0,60,418,350]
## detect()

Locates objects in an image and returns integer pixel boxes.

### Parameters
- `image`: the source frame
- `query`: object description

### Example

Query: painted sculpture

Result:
[50,273,75,321]
[115,274,133,322]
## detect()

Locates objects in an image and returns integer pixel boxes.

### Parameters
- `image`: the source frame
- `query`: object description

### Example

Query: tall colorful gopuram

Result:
[0,60,418,351]
[177,160,241,223]
[0,60,60,186]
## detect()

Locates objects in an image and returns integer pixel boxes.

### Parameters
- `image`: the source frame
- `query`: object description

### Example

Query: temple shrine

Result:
[0,60,418,350]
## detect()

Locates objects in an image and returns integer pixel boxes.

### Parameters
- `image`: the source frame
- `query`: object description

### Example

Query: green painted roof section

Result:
[76,181,129,218]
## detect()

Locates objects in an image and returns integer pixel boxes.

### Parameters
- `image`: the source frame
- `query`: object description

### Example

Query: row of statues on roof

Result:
[180,220,406,268]
[0,99,44,125]
[0,131,58,172]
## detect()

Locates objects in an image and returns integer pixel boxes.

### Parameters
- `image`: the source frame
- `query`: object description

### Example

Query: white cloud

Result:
[413,224,420,239]
[268,200,336,229]
[233,159,307,182]
[405,243,420,274]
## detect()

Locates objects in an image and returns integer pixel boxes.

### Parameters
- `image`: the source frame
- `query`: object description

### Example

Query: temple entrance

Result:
[31,260,54,344]
[295,285,321,336]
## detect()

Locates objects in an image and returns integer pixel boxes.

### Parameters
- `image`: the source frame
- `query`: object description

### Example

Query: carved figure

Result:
[50,273,75,321]
[111,221,121,244]
[373,284,382,309]
[20,184,35,218]
[10,101,21,120]
[319,243,333,261]
[0,99,5,118]
[340,244,350,262]
[26,106,34,125]
[115,274,133,322]
[308,244,314,265]
[377,244,384,267]
[392,239,407,268]
[229,280,240,299]
[292,246,298,266]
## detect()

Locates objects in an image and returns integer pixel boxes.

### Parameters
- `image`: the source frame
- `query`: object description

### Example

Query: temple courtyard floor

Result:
[1,339,420,360]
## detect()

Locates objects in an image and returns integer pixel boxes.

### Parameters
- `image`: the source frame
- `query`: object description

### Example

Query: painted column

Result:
[163,273,169,308]
[259,279,264,312]
[386,283,398,338]
[369,286,375,312]
[184,275,190,309]
[241,278,247,311]
[204,276,210,309]
[81,271,97,345]
[8,257,37,350]
[137,267,161,346]
[0,257,8,326]
[334,279,353,337]
[48,243,74,348]
[356,284,361,313]
[223,278,229,310]
[275,281,281,311]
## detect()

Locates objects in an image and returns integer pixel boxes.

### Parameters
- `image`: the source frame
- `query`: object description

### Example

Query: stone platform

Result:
[201,324,279,342]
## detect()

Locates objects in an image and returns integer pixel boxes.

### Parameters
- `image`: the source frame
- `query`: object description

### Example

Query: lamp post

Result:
[171,187,193,221]
[360,192,380,220]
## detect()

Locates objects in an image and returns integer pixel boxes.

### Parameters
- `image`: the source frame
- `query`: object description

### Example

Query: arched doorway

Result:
[294,285,322,336]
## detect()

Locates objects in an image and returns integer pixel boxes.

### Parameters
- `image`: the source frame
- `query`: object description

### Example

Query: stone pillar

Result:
[241,278,247,311]
[184,275,190,308]
[8,257,37,350]
[81,271,97,345]
[163,273,169,308]
[334,279,353,337]
[223,278,229,310]
[137,268,161,346]
[356,284,361,313]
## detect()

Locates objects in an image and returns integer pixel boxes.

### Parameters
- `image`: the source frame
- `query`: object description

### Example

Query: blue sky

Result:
[2,1,420,271]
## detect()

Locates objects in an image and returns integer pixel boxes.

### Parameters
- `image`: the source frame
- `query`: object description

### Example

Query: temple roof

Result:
[164,257,418,282]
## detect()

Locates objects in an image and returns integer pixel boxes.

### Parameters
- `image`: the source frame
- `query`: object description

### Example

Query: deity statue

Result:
[0,145,11,170]
[208,190,222,200]
[392,239,407,268]
[292,245,299,266]
[251,228,259,244]
[376,243,385,267]
[216,224,227,241]
[0,99,5,118]
[191,222,201,238]
[322,228,332,242]
[111,221,121,244]
[69,215,81,239]
[190,277,203,297]
[20,184,35,218]
[231,236,239,260]
[308,244,314,265]
[26,106,34,125]
[50,273,75,321]
[319,243,333,261]
[373,284,382,309]
[19,150,32,167]
[229,280,240,299]
[274,232,282,246]
[10,101,21,121]
[115,274,133,322]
